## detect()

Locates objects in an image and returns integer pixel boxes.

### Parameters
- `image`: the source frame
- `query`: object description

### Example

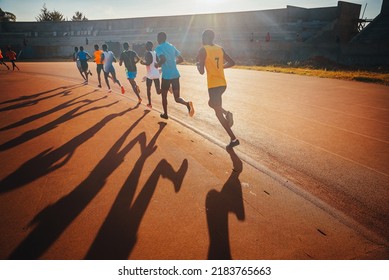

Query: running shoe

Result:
[226,139,240,149]
[188,101,195,117]
[226,111,234,127]
[88,70,93,76]
[121,86,125,94]
[98,84,102,88]
[160,113,168,119]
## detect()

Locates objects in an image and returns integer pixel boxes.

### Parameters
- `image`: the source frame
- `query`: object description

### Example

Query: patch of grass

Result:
[235,65,389,86]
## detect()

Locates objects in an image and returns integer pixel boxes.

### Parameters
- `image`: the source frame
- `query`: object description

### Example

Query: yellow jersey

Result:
[204,44,226,89]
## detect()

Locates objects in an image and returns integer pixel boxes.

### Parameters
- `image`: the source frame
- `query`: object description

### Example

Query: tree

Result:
[0,8,16,22]
[35,4,51,21]
[36,3,65,22]
[50,10,65,21]
[72,11,88,21]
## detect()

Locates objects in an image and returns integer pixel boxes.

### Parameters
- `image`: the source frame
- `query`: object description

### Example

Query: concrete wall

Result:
[345,0,389,64]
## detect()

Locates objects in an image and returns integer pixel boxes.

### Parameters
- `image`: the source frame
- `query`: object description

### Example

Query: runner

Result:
[119,42,142,102]
[93,44,104,88]
[73,47,86,81]
[196,29,239,149]
[101,44,125,94]
[76,46,93,84]
[0,49,10,70]
[155,32,194,119]
[140,41,161,108]
[5,47,20,71]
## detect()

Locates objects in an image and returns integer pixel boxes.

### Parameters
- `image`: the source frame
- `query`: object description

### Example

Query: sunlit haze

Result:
[0,0,383,22]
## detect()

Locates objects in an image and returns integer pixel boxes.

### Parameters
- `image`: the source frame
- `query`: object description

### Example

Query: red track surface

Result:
[0,63,388,259]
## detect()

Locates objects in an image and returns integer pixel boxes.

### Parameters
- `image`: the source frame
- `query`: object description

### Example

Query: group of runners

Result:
[73,30,239,148]
[0,46,20,71]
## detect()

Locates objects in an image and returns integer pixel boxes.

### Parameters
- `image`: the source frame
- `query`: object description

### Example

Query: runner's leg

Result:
[209,87,236,140]
[97,65,102,87]
[171,78,188,106]
[146,78,152,106]
[129,79,141,100]
[77,62,86,80]
[154,78,161,95]
[104,71,111,90]
[161,78,169,117]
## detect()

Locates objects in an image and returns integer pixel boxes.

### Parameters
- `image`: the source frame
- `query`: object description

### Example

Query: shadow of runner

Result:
[8,110,149,259]
[0,92,112,152]
[0,90,94,131]
[0,84,84,111]
[86,122,188,259]
[0,86,69,106]
[0,105,138,194]
[206,148,245,260]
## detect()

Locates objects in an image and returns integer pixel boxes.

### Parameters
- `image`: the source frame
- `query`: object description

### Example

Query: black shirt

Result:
[120,50,139,72]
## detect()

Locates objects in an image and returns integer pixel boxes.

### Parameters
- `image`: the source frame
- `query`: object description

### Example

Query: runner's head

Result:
[94,44,99,51]
[202,29,215,45]
[74,46,78,52]
[102,44,108,51]
[157,32,167,45]
[145,41,153,51]
[79,46,84,51]
[123,42,130,50]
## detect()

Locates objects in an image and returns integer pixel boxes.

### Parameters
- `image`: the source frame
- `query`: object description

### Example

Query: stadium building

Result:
[0,1,388,65]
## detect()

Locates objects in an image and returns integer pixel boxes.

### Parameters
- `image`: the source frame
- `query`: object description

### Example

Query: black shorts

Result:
[208,86,226,107]
[80,60,88,71]
[96,64,103,74]
[146,78,160,87]
[161,78,179,91]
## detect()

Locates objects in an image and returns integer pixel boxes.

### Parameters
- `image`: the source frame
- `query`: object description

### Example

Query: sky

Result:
[0,0,383,22]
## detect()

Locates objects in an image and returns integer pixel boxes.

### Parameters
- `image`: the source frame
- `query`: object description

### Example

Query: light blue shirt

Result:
[155,42,181,79]
[77,50,89,61]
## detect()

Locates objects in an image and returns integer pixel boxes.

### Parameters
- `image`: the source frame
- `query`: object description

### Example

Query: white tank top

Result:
[146,51,160,79]
[103,51,115,73]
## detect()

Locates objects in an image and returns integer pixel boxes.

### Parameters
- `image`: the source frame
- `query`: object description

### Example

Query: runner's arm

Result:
[196,47,206,75]
[223,49,235,69]
[134,53,140,64]
[141,51,152,66]
[176,55,183,64]
[155,55,165,68]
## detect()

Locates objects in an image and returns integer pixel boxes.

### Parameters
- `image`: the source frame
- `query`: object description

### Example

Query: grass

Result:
[234,65,389,86]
